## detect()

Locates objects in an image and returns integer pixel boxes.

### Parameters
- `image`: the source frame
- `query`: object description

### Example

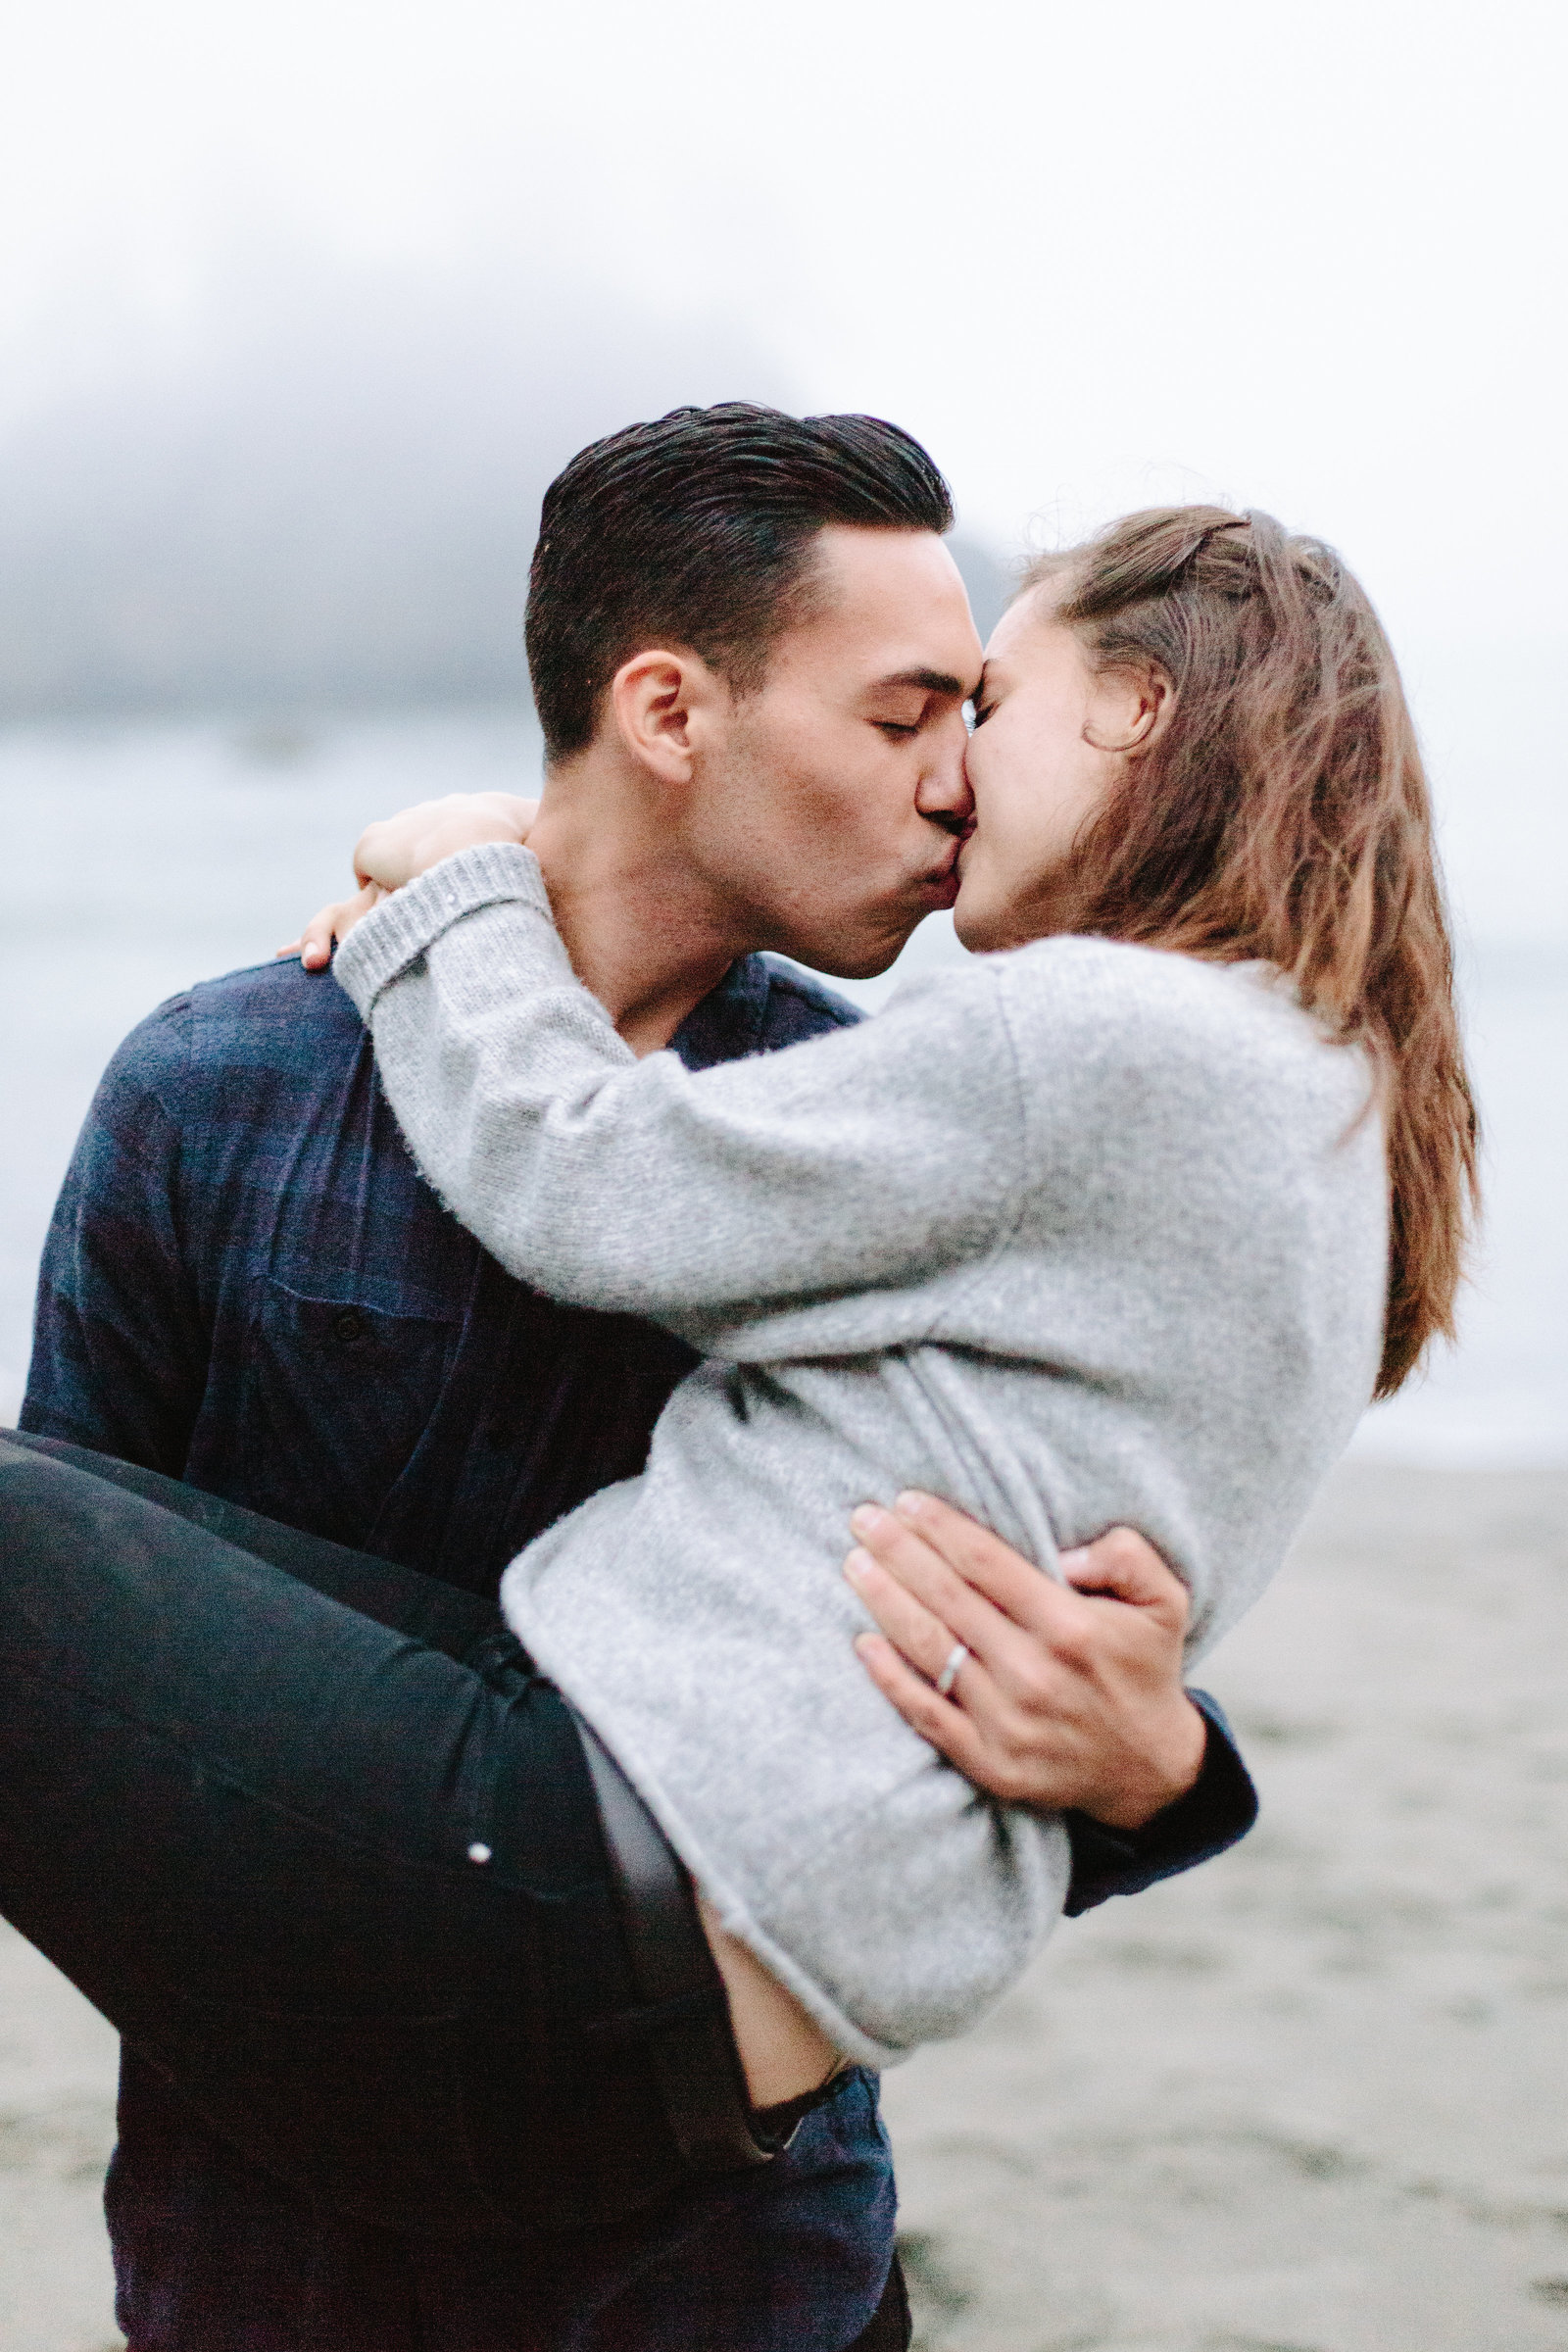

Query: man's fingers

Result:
[887,1492,1064,1623]
[852,1634,993,1780]
[843,1547,990,1702]
[851,1503,1202,1820]
[1058,1526,1191,1632]
[846,1504,1053,1674]
[863,1494,1091,1661]
[892,1494,1190,1640]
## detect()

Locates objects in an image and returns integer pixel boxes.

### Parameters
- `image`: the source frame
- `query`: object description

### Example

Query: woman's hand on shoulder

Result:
[278,880,389,970]
[843,1494,1206,1828]
[278,793,539,972]
[352,791,539,893]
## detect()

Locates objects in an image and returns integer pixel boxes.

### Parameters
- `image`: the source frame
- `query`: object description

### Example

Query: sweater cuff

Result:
[334,843,554,1019]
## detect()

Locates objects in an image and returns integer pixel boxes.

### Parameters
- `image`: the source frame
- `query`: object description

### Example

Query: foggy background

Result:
[2,9,1568,2351]
[3,0,1563,1457]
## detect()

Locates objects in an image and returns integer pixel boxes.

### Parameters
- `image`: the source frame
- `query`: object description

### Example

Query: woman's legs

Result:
[0,1436,681,2233]
[7,1431,500,1657]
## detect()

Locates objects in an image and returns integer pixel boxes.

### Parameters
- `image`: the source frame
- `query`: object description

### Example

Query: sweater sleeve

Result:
[334,844,1025,1336]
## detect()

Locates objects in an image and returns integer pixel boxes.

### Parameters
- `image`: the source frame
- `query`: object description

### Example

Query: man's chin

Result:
[805,941,910,982]
[771,876,958,981]
[792,918,924,982]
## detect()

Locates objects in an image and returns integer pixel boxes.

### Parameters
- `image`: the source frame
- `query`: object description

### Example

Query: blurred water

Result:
[2,711,1564,1463]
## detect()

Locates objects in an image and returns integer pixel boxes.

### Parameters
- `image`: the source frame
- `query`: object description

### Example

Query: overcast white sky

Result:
[3,0,1564,932]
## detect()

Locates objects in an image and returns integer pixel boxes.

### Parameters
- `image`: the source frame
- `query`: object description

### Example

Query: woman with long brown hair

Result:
[839,505,1474,1815]
[1010,508,1474,1397]
[0,503,1475,2241]
[304,500,1476,2090]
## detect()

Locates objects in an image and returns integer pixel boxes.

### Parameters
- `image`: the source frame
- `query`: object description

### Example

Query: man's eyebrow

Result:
[870,666,973,697]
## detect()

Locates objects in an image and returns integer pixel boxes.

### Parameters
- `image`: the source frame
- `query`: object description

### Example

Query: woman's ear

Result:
[1084,663,1173,755]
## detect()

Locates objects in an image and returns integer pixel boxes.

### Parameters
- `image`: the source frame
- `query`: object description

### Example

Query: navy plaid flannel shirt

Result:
[22,949,1254,2349]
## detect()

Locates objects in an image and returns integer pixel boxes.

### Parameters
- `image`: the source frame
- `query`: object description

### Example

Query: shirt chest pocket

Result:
[239,1277,461,1550]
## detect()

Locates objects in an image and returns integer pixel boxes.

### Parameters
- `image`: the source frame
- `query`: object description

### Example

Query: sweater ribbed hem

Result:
[334,843,552,1018]
[498,1560,908,2071]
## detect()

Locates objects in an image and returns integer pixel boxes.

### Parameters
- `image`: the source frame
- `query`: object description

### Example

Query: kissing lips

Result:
[918,826,971,909]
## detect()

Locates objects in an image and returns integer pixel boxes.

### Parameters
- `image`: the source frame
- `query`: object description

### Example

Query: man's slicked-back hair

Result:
[525,403,954,760]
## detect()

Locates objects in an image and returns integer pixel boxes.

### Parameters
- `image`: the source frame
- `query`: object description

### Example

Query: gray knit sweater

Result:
[336,844,1387,2067]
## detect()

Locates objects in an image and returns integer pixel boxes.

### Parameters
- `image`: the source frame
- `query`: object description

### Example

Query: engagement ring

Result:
[935,1642,970,1697]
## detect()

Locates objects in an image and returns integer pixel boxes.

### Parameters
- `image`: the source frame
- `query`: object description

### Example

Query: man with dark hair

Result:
[23,404,1254,2350]
[525,404,954,761]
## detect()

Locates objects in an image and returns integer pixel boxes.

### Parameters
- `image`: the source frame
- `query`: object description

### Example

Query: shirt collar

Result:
[669,955,772,1072]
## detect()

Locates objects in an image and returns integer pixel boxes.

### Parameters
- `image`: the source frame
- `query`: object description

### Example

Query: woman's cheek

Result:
[953,840,1008,950]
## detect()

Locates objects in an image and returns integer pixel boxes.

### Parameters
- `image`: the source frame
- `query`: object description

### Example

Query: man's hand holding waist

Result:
[844,1493,1207,1830]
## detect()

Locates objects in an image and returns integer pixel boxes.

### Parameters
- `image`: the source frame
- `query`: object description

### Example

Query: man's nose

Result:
[915,714,976,834]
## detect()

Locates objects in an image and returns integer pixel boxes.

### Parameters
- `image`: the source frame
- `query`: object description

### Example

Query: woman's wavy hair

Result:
[1026,506,1477,1397]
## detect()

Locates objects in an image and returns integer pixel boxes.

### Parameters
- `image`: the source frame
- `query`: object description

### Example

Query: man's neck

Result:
[525,761,750,1056]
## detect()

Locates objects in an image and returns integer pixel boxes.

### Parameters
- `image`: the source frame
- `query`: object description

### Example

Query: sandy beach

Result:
[2,1456,1565,2352]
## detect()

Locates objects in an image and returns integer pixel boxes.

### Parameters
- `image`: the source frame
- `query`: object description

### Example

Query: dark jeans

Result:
[0,1437,907,2347]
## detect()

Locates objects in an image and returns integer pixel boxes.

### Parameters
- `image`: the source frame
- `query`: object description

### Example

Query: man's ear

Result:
[1084,663,1173,755]
[609,648,727,785]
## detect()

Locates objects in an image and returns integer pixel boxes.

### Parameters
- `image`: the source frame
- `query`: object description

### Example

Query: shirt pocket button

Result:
[331,1307,367,1347]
